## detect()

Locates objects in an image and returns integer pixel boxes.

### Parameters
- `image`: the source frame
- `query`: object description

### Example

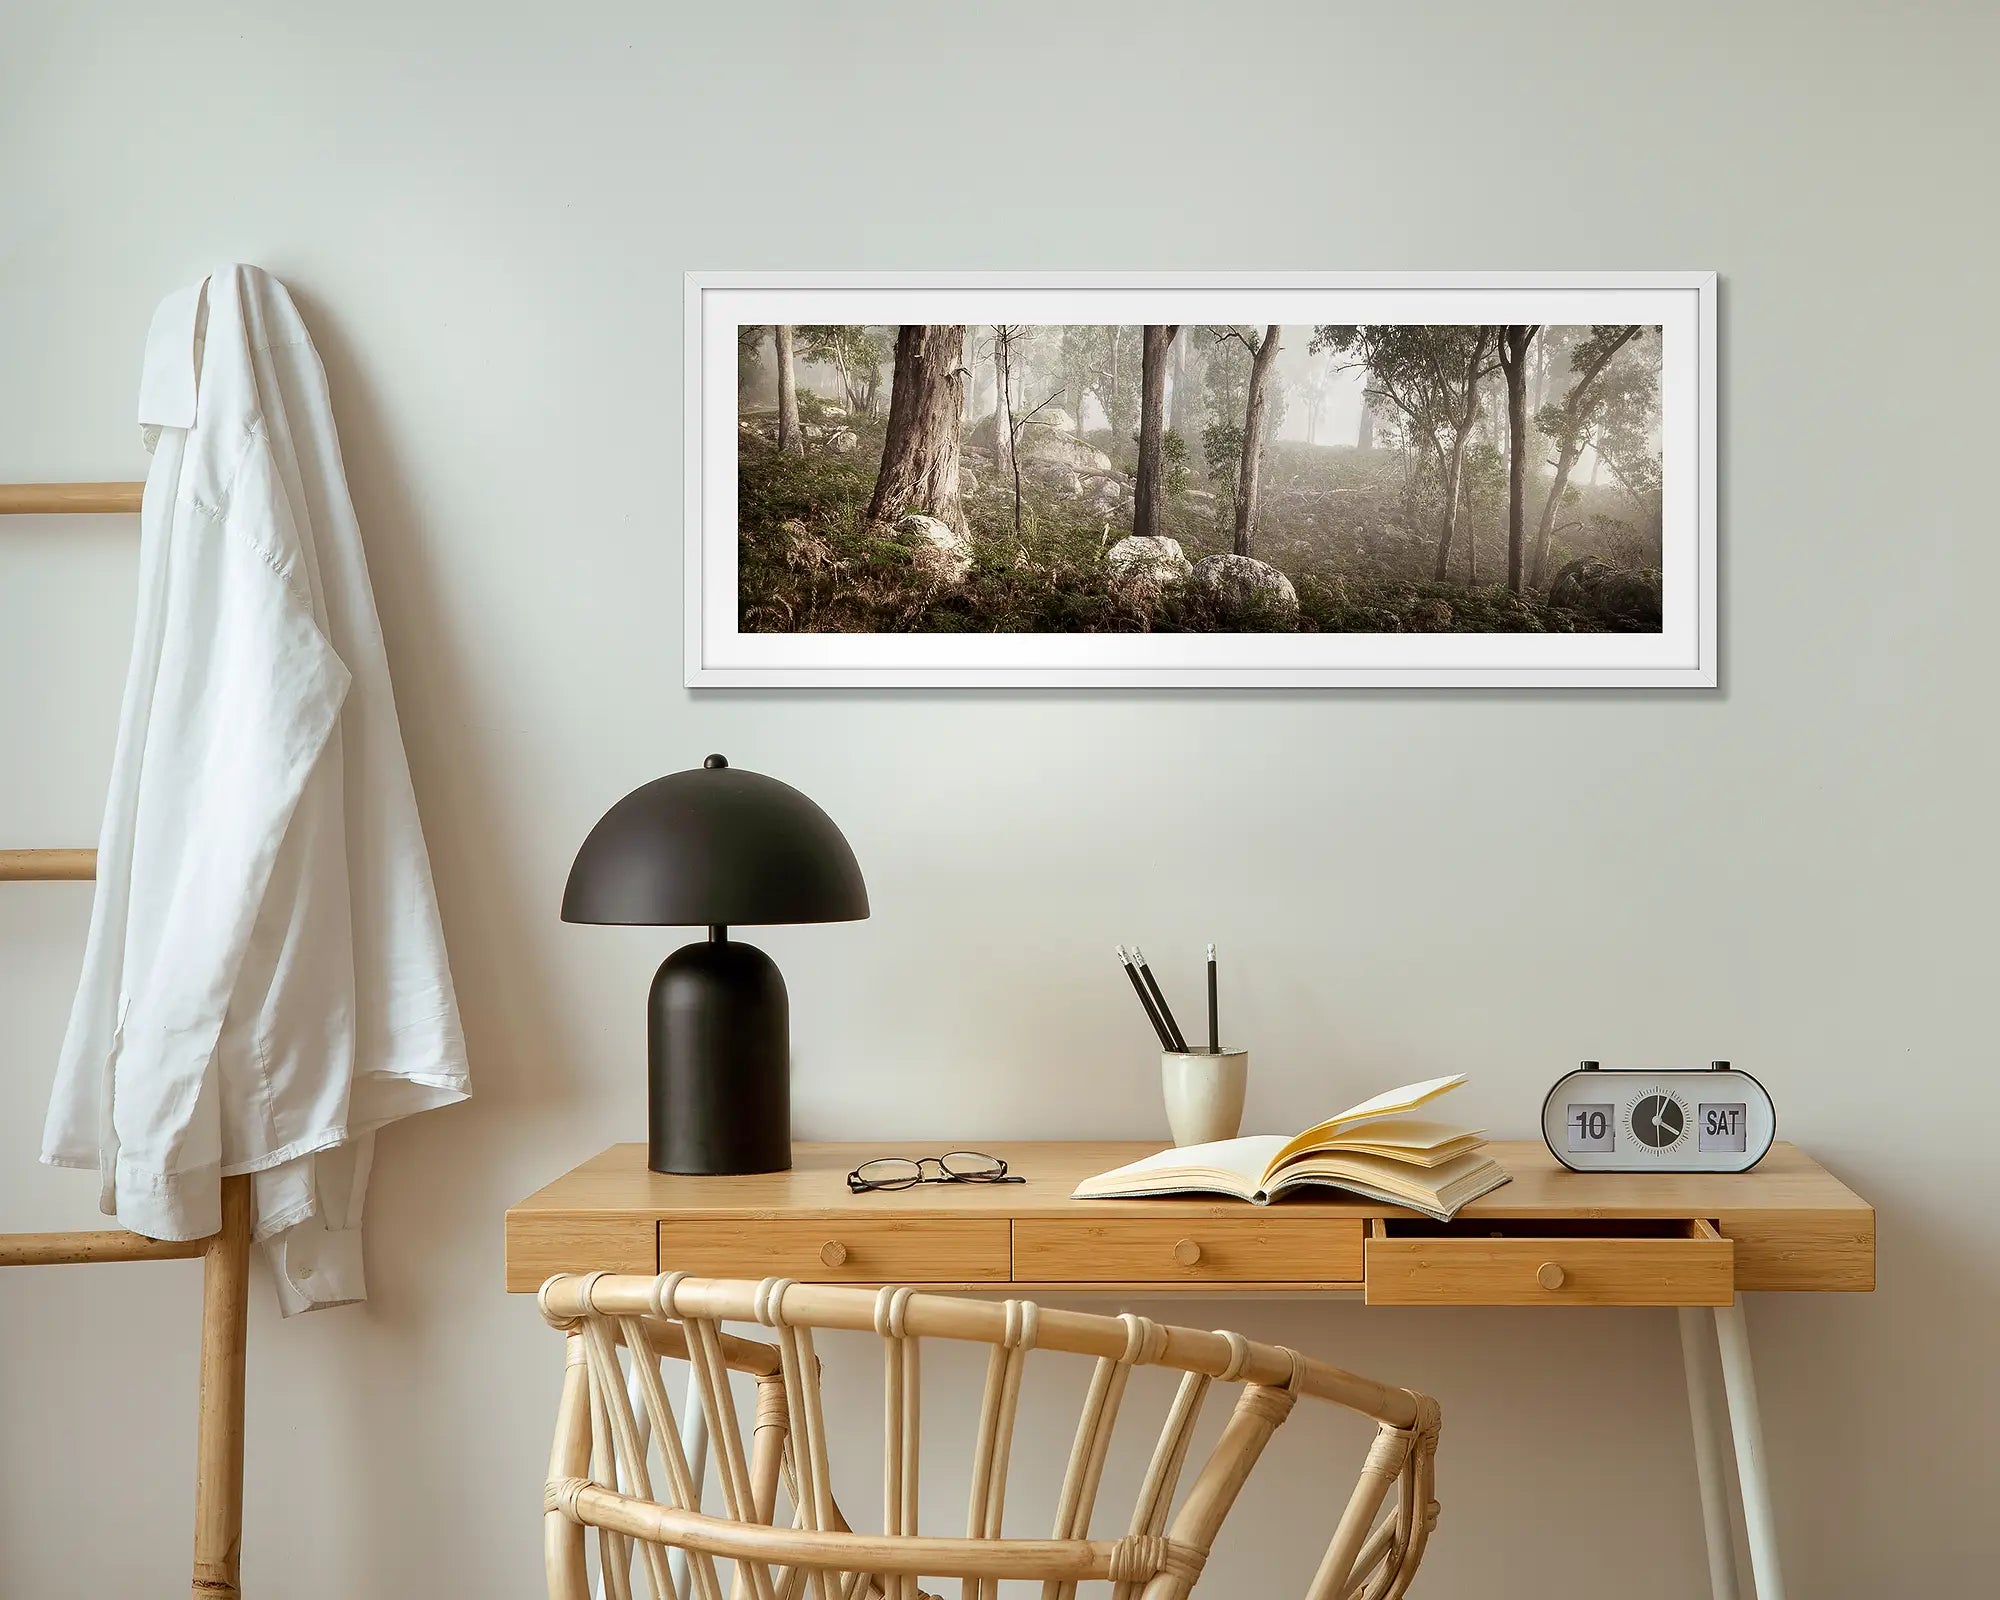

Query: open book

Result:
[1072,1075,1510,1222]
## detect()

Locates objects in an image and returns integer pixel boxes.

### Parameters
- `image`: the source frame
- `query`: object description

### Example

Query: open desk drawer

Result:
[1364,1217,1733,1306]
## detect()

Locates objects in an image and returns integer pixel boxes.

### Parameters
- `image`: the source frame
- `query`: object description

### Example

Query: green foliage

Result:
[1460,440,1505,511]
[797,325,892,414]
[1053,325,1138,438]
[1162,431,1191,498]
[1202,419,1243,487]
[1199,330,1251,441]
[1312,324,1496,459]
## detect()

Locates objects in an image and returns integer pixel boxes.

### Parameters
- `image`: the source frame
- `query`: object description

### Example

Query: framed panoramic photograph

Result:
[685,272,1715,688]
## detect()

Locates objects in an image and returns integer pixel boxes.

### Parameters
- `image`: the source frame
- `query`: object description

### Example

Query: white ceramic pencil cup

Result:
[1161,1049,1249,1147]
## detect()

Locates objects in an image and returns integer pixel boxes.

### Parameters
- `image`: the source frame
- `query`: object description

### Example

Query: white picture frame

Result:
[685,271,1716,689]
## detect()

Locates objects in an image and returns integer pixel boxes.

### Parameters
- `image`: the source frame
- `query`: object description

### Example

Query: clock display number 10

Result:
[1567,1103,1615,1152]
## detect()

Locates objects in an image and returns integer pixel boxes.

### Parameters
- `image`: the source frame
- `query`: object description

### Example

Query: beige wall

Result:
[1,1,1990,1591]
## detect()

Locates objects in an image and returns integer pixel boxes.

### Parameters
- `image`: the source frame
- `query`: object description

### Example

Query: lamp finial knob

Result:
[704,753,729,769]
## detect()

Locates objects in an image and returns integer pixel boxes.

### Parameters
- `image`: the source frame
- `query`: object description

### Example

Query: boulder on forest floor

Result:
[1193,553,1299,625]
[1106,535,1193,606]
[1023,430,1113,474]
[827,429,860,453]
[896,513,973,584]
[1021,459,1084,497]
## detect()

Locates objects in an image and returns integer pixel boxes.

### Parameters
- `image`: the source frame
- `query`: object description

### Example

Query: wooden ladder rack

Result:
[0,482,145,514]
[2,477,252,1600]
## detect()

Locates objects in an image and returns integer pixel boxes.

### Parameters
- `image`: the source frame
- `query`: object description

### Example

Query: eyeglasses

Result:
[846,1151,1025,1193]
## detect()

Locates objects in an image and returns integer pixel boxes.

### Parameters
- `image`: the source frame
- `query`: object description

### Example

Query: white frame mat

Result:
[685,271,1716,689]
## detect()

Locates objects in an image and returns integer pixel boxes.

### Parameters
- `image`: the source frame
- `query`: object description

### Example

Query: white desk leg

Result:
[1679,1307,1741,1600]
[667,1366,710,1596]
[1714,1297,1787,1600]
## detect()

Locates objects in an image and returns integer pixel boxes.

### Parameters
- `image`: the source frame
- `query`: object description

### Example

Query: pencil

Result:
[1131,946,1189,1053]
[1117,945,1175,1051]
[1206,942,1219,1054]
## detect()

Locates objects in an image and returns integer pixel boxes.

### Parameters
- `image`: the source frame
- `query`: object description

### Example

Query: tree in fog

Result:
[1528,325,1642,587]
[1588,334,1665,540]
[1052,327,1092,433]
[1317,325,1498,580]
[1299,366,1329,444]
[800,326,890,418]
[1080,325,1140,438]
[738,326,766,402]
[1496,325,1541,593]
[866,325,967,533]
[988,325,1023,486]
[1133,325,1180,539]
[773,325,804,455]
[1233,326,1282,557]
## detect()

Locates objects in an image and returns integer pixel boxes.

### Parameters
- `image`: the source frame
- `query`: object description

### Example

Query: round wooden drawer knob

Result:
[819,1240,848,1268]
[1536,1261,1566,1290]
[1173,1238,1203,1267]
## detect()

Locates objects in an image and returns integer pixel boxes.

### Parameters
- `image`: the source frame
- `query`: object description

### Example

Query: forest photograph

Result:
[733,320,1666,639]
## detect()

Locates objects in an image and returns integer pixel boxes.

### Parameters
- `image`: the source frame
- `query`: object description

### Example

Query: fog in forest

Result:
[737,323,1664,635]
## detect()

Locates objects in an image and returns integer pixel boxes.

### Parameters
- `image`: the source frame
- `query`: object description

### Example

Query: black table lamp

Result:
[562,755,868,1174]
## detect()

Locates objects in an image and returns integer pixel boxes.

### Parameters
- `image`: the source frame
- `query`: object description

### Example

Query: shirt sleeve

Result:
[259,1133,374,1315]
[108,430,352,1241]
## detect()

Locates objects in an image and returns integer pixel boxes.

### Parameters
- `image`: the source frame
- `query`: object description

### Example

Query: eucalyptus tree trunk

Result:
[1171,332,1203,474]
[866,325,967,533]
[1133,325,1179,539]
[1232,326,1281,558]
[1530,433,1584,589]
[773,325,803,456]
[1430,330,1494,582]
[1498,324,1538,594]
[991,332,1016,484]
[1434,424,1474,582]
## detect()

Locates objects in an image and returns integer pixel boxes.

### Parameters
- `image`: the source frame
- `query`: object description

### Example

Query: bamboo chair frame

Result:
[540,1273,1441,1600]
[3,478,251,1599]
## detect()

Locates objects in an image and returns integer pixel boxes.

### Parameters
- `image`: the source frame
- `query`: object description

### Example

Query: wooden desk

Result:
[508,1140,1873,1600]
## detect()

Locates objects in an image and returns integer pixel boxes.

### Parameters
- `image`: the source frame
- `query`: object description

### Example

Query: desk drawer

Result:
[657,1218,1011,1283]
[1364,1218,1733,1306]
[1013,1218,1365,1284]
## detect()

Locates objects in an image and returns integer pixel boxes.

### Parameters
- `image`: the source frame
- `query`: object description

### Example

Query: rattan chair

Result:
[538,1271,1440,1600]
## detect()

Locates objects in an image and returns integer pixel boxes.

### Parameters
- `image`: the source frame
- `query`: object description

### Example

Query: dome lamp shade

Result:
[561,756,868,1175]
[561,754,868,929]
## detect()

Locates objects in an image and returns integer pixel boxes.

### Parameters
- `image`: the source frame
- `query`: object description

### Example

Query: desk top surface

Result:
[510,1139,1871,1223]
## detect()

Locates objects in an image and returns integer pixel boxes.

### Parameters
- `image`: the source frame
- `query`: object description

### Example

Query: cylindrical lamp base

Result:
[647,937,791,1174]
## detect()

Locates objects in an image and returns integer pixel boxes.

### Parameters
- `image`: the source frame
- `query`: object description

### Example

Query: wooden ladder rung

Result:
[0,849,97,881]
[0,482,144,515]
[0,1230,209,1267]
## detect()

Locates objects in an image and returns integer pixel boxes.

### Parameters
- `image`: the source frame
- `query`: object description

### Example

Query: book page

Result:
[1072,1135,1290,1200]
[1265,1148,1511,1221]
[1265,1076,1470,1176]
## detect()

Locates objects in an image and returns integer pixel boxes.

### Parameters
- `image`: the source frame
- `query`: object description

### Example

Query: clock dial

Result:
[1628,1093,1686,1151]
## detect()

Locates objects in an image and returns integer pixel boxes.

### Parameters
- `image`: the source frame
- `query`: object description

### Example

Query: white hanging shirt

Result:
[43,265,469,1314]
